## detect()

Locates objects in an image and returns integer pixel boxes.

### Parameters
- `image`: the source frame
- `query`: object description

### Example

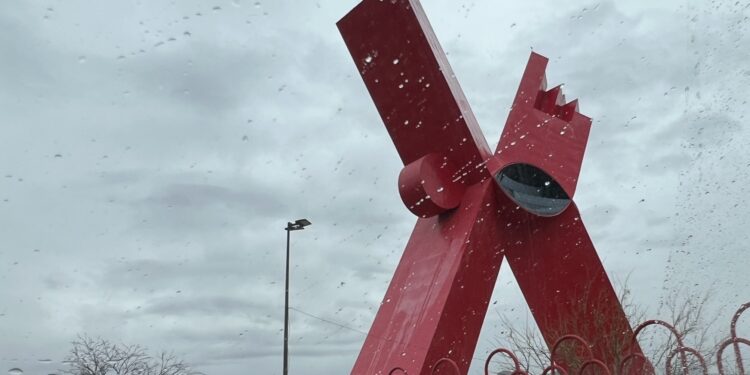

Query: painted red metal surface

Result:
[337,1,639,374]
[398,153,466,217]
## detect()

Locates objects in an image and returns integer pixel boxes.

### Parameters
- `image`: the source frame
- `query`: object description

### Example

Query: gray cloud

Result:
[0,1,748,375]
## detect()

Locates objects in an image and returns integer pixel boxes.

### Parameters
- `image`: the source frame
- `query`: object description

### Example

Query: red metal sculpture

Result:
[337,1,639,373]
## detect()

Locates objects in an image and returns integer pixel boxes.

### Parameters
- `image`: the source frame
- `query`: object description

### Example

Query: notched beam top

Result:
[489,52,592,202]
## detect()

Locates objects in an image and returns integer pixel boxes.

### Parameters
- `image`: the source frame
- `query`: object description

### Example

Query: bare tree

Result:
[644,289,722,373]
[62,335,202,375]
[490,278,720,374]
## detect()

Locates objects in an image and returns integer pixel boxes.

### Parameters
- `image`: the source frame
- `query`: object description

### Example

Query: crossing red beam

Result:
[337,1,640,373]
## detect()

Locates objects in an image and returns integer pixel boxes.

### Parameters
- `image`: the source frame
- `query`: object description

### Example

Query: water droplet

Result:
[364,55,373,64]
[78,56,86,63]
[544,181,551,186]
[392,58,400,65]
[8,369,23,375]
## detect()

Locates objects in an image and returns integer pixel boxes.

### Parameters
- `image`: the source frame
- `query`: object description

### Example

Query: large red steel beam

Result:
[337,1,640,374]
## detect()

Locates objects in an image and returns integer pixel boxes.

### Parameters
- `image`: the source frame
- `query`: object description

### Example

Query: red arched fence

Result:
[390,302,749,375]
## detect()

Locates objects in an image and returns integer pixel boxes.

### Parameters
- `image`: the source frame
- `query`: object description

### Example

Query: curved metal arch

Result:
[717,337,750,375]
[578,359,611,375]
[430,358,461,375]
[666,346,708,375]
[729,302,750,375]
[484,348,527,375]
[618,352,655,375]
[630,319,688,374]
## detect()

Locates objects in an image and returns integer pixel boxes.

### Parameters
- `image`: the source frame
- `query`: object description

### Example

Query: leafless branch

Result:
[61,335,202,375]
[493,278,720,375]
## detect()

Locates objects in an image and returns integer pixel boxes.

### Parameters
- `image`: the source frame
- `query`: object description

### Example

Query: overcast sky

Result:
[0,0,749,374]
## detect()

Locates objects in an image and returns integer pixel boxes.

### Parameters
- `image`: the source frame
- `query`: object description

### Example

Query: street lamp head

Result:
[294,218,311,227]
[286,218,312,231]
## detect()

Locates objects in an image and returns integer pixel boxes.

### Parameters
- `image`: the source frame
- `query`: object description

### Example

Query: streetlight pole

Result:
[283,218,311,375]
[283,226,290,375]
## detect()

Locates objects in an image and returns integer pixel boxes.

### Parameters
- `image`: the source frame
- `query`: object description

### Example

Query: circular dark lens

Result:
[495,163,571,216]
